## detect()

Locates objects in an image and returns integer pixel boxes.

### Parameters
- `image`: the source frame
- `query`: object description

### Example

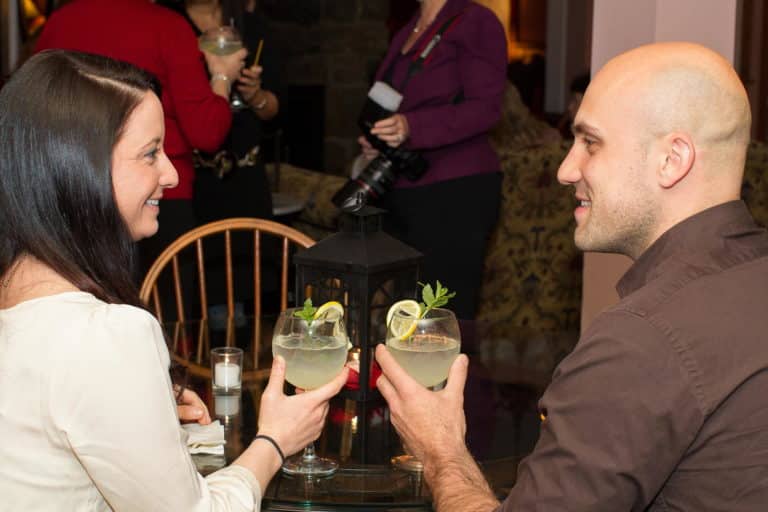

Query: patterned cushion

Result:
[742,140,768,227]
[267,163,343,241]
[489,83,562,157]
[477,141,581,337]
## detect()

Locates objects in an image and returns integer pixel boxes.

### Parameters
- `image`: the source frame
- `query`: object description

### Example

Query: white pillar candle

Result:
[214,362,241,388]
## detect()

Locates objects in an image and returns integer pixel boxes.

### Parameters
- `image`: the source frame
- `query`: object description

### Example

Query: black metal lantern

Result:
[294,205,422,463]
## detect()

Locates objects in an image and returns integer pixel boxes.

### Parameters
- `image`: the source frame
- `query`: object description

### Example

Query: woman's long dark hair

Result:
[0,50,158,308]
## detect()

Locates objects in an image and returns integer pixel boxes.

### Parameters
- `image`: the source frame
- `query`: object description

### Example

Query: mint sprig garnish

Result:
[418,281,456,318]
[293,298,316,325]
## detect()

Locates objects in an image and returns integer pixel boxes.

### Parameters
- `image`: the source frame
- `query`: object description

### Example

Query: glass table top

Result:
[163,316,577,510]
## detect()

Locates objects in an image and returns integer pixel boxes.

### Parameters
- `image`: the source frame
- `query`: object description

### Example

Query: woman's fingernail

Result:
[193,408,203,417]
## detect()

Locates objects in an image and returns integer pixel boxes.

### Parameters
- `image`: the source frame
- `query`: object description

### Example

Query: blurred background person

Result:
[158,0,281,315]
[34,0,246,284]
[159,0,279,223]
[357,0,507,340]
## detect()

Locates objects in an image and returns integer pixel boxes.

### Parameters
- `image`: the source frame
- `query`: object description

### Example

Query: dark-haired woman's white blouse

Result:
[0,292,261,510]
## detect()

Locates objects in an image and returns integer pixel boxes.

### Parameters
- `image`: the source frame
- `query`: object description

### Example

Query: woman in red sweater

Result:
[35,0,246,279]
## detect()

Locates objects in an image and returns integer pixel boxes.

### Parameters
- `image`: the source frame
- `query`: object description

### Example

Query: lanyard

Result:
[383,11,465,94]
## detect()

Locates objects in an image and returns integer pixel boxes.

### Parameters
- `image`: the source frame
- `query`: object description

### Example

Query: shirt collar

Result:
[617,200,756,297]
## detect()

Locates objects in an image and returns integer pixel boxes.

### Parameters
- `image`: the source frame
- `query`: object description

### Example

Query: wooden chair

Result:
[139,217,315,382]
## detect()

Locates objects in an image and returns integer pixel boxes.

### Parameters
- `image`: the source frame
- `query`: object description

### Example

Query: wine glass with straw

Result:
[198,24,249,111]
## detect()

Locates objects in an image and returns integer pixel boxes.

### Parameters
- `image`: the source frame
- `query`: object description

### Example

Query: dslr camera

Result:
[332,82,428,209]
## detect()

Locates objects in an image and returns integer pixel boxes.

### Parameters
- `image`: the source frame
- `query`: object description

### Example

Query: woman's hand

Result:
[176,387,212,425]
[237,64,278,118]
[237,65,263,103]
[203,47,247,82]
[358,135,380,161]
[257,356,349,457]
[370,114,410,148]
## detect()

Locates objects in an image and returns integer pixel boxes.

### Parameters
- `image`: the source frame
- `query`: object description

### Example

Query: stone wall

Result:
[262,0,391,175]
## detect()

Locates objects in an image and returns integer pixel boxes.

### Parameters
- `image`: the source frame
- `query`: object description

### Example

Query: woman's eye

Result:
[144,148,159,162]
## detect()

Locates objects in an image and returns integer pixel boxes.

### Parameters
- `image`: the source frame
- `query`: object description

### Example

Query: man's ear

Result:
[658,133,695,188]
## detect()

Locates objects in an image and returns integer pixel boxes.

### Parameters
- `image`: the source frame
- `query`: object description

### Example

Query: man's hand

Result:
[376,345,500,512]
[257,356,349,457]
[176,387,212,425]
[375,344,468,464]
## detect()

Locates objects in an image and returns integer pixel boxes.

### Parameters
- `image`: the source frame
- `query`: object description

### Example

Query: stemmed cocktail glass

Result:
[386,307,461,471]
[271,306,349,476]
[198,26,248,111]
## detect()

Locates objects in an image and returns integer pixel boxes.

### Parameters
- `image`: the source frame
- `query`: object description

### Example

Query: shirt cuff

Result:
[205,464,262,509]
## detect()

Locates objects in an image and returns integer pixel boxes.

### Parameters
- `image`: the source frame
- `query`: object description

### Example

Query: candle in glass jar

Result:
[214,362,241,389]
[214,393,241,416]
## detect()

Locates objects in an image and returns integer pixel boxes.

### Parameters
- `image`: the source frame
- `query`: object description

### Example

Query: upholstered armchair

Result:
[742,140,768,227]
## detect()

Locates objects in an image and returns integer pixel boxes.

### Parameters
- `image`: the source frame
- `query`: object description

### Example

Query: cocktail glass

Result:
[271,308,349,476]
[198,26,248,111]
[386,308,461,471]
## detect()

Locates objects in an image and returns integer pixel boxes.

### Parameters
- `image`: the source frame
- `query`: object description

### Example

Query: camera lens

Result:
[332,156,397,208]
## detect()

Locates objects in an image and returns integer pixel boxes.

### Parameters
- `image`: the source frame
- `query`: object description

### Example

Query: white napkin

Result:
[182,420,225,455]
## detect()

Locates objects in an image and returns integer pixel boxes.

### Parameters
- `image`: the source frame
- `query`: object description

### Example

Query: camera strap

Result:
[384,10,466,94]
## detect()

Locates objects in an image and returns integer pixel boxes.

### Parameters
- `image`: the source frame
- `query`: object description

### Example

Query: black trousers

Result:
[378,172,502,321]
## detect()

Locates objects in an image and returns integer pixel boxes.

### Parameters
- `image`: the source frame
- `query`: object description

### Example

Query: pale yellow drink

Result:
[198,40,244,56]
[273,334,348,389]
[386,335,460,387]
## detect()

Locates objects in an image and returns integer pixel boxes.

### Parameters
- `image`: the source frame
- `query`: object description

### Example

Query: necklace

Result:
[1,260,21,289]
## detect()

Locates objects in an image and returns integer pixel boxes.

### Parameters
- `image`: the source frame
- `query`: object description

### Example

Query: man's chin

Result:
[573,228,591,252]
[574,231,606,253]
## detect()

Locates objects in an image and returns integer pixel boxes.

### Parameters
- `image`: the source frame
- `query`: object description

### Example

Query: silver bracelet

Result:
[210,73,231,91]
[253,94,268,110]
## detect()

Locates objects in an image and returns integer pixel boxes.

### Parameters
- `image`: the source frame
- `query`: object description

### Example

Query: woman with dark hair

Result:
[0,50,347,510]
[34,0,247,287]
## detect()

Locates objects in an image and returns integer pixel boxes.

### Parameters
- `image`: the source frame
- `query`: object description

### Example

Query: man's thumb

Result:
[445,354,469,396]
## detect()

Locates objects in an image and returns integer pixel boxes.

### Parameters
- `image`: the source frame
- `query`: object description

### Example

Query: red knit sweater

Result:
[35,0,232,200]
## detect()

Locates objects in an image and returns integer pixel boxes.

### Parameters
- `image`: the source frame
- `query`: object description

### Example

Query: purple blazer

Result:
[375,0,507,188]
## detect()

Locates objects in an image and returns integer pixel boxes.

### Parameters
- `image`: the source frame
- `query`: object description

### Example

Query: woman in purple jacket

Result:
[361,0,507,327]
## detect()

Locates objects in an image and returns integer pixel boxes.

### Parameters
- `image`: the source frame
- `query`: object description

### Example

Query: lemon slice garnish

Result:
[313,301,344,322]
[386,299,421,341]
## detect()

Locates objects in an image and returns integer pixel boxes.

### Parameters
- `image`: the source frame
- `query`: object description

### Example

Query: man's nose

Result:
[557,144,582,186]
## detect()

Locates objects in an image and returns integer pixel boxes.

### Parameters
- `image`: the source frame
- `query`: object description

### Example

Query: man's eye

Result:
[582,138,597,151]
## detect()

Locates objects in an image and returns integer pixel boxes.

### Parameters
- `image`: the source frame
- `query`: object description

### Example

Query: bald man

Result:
[375,42,768,511]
